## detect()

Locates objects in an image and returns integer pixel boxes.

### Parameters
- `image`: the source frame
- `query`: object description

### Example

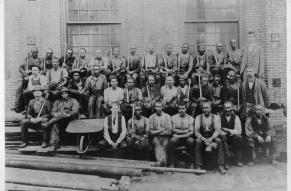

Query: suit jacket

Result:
[240,44,264,79]
[241,78,269,110]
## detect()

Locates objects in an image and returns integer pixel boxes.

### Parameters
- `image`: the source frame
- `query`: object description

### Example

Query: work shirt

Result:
[51,98,79,118]
[26,98,52,119]
[161,53,177,70]
[19,56,43,77]
[59,56,76,71]
[123,87,143,104]
[144,54,158,69]
[68,78,86,91]
[46,67,68,84]
[72,56,89,70]
[91,58,109,70]
[178,85,190,100]
[245,115,273,138]
[177,53,193,74]
[27,74,47,91]
[128,54,142,73]
[104,87,124,104]
[84,74,107,95]
[141,84,161,101]
[227,48,243,71]
[160,85,179,103]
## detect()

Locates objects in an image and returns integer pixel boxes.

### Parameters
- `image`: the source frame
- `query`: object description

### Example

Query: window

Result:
[67,0,121,57]
[185,0,239,53]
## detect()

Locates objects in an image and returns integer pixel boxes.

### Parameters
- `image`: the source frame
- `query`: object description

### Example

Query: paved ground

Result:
[131,163,287,191]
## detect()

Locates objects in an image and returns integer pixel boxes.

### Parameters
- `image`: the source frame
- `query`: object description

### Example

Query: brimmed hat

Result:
[31,85,43,92]
[61,87,70,93]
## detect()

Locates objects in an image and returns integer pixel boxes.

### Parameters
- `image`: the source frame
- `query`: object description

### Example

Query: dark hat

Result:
[268,103,282,110]
[71,69,81,75]
[31,85,43,92]
[61,87,70,93]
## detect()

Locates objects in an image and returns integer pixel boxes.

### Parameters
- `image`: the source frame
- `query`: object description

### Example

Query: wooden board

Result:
[18,145,99,154]
[5,183,84,191]
[66,119,104,134]
[6,167,115,191]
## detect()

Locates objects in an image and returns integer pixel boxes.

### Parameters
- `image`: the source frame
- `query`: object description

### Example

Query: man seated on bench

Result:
[126,104,150,154]
[245,104,275,165]
[168,101,195,168]
[20,85,52,148]
[194,101,226,174]
[49,87,80,150]
[99,103,127,151]
[149,101,172,167]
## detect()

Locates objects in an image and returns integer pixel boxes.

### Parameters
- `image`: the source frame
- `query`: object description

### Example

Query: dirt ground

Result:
[131,163,287,191]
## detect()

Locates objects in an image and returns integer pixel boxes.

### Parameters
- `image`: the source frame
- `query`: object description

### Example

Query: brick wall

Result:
[5,0,62,112]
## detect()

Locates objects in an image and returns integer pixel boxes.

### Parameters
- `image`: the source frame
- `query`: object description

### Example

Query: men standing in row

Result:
[20,85,52,148]
[141,44,160,86]
[109,47,127,88]
[149,101,172,166]
[59,49,76,74]
[160,43,178,85]
[241,31,264,80]
[72,48,90,77]
[84,65,107,118]
[168,101,195,168]
[227,39,243,74]
[194,102,226,174]
[177,43,193,81]
[126,45,142,87]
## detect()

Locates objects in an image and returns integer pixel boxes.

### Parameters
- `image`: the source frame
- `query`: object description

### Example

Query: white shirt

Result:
[104,87,124,104]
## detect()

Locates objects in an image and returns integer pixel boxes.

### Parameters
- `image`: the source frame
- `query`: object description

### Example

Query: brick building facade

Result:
[5,0,286,123]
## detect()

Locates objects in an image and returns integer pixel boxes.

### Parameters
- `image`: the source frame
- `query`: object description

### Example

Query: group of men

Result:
[14,30,275,174]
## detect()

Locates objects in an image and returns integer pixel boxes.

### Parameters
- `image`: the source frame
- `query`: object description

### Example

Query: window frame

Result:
[63,0,127,57]
[182,0,245,51]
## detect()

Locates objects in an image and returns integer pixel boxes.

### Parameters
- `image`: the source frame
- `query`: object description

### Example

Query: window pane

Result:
[68,0,79,10]
[80,0,88,10]
[68,11,78,22]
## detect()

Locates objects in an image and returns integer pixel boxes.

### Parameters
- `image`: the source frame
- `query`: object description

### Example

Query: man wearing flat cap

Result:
[49,87,80,150]
[20,85,52,148]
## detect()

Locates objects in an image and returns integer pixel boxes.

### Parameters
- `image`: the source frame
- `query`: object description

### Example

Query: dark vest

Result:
[107,114,122,142]
[251,115,269,137]
[221,113,236,130]
[246,81,255,104]
[200,114,215,138]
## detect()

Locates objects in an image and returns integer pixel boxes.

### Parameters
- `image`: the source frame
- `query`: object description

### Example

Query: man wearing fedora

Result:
[20,85,52,148]
[49,87,80,150]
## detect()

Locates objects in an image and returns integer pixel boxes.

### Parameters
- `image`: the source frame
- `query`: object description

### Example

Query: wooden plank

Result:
[6,167,115,191]
[5,183,84,191]
[7,153,154,167]
[6,159,143,177]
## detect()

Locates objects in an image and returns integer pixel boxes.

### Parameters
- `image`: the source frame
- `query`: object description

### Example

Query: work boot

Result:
[19,142,28,148]
[41,141,48,148]
[218,165,227,174]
